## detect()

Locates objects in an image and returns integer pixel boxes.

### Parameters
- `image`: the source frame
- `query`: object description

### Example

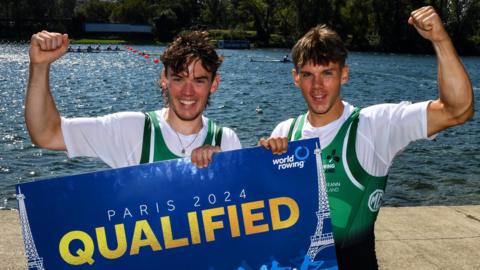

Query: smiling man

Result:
[260,6,474,270]
[25,31,241,168]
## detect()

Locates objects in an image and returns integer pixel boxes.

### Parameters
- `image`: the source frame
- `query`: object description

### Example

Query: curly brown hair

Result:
[292,25,348,70]
[160,31,224,78]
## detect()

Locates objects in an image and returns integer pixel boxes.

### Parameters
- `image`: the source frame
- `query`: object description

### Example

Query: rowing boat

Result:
[67,49,124,53]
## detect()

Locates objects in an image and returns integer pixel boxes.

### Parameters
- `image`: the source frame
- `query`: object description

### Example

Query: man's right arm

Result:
[25,31,69,150]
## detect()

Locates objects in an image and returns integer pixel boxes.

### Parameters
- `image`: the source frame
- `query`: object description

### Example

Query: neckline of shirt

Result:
[158,108,208,140]
[303,101,354,132]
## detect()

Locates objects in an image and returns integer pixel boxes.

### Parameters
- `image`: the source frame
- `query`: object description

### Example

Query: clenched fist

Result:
[408,6,449,43]
[29,30,69,65]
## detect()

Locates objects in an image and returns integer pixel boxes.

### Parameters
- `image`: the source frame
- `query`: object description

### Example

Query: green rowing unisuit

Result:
[140,111,223,163]
[288,108,387,248]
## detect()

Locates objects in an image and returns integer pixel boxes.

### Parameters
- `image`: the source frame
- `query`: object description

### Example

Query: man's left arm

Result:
[409,6,474,137]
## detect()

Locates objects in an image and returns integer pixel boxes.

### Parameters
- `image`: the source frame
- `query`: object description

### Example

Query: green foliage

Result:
[1,0,479,54]
[200,0,232,28]
[110,0,150,24]
[76,0,115,23]
[208,29,256,41]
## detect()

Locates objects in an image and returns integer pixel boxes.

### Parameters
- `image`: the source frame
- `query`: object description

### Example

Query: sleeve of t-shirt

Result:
[270,118,295,138]
[220,127,242,151]
[360,101,432,168]
[61,112,145,168]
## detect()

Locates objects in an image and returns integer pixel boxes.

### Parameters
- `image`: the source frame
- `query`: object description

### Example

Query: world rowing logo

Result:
[272,146,310,170]
[368,189,384,212]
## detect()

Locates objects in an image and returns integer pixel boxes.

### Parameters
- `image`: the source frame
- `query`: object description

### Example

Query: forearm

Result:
[25,63,65,150]
[434,38,474,122]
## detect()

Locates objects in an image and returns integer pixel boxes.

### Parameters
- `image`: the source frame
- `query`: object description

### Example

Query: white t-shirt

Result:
[61,108,242,168]
[270,101,433,177]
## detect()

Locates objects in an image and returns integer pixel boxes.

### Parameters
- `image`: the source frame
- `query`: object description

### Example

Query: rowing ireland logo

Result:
[368,189,384,212]
[326,149,340,163]
[323,149,339,173]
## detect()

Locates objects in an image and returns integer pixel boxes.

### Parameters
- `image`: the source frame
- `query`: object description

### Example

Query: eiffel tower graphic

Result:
[16,187,45,270]
[306,145,335,260]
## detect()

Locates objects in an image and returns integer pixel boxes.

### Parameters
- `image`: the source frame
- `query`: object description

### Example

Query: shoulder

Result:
[360,101,429,122]
[220,126,242,150]
[202,116,241,149]
[221,126,239,138]
[62,111,145,127]
[271,118,296,137]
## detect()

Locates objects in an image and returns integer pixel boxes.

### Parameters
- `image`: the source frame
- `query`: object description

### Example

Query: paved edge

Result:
[2,205,480,269]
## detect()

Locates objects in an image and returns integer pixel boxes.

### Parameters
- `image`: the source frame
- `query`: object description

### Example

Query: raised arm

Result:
[408,6,474,136]
[25,31,69,150]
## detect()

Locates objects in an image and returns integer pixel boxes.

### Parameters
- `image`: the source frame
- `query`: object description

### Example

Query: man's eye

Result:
[324,70,334,76]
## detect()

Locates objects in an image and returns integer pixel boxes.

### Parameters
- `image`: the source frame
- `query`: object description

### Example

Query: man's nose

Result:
[182,80,195,94]
[312,75,323,88]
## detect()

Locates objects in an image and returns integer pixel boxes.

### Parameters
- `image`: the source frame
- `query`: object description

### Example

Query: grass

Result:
[70,38,166,45]
[70,38,127,45]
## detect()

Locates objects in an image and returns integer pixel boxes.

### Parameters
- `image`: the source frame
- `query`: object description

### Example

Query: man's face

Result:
[162,59,219,122]
[293,61,348,116]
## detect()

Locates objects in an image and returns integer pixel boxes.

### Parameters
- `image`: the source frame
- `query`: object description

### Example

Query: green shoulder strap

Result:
[140,111,178,163]
[287,114,306,141]
[203,119,223,146]
[140,113,152,163]
[345,108,385,184]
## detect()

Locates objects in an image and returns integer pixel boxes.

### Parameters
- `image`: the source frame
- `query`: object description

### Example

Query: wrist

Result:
[29,62,50,73]
[432,36,455,54]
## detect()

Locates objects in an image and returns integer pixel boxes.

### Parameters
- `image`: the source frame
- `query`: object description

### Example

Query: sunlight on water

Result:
[0,44,479,209]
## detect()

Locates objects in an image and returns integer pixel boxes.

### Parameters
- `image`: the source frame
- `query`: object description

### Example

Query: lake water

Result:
[1,44,479,209]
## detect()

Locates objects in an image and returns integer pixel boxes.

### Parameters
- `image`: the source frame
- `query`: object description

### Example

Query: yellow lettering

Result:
[242,200,269,235]
[161,216,189,249]
[95,224,127,259]
[129,220,162,255]
[187,211,201,244]
[269,197,300,230]
[227,205,241,237]
[202,207,225,242]
[59,231,95,265]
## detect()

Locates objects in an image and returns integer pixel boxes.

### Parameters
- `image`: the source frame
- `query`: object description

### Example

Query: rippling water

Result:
[1,44,479,209]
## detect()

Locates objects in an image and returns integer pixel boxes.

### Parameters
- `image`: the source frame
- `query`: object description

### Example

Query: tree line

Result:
[1,0,479,54]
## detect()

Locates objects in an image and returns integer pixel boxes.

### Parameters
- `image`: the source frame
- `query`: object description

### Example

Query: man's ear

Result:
[210,74,220,94]
[292,68,300,88]
[341,65,349,85]
[160,68,168,89]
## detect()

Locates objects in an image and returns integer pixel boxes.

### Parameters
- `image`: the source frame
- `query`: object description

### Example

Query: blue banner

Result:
[16,138,337,270]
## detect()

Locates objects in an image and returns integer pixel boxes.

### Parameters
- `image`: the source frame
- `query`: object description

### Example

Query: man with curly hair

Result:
[25,31,241,168]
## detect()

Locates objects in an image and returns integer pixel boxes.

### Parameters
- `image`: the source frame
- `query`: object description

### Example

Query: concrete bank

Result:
[1,205,479,269]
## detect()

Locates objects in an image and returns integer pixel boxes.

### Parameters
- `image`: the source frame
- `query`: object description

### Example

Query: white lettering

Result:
[167,200,175,211]
[123,208,133,219]
[139,204,148,216]
[107,210,116,221]
[277,161,304,170]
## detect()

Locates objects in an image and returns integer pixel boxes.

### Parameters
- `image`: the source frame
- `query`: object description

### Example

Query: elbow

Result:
[450,100,475,126]
[26,125,65,151]
[27,130,51,149]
